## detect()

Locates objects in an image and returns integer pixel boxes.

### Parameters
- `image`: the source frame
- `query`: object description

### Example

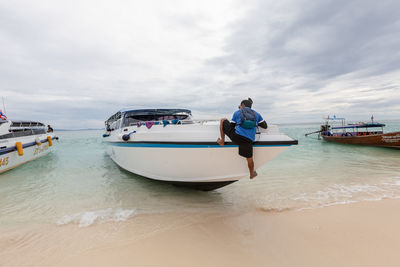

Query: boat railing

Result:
[192,119,219,124]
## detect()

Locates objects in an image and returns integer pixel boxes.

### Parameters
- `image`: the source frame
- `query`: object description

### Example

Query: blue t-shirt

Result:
[231,108,264,142]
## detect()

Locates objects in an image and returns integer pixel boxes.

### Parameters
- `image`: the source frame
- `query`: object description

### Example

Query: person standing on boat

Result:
[217,98,268,179]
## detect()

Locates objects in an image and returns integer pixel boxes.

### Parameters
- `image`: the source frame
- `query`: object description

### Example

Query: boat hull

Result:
[168,180,237,191]
[0,135,56,174]
[322,131,400,148]
[104,122,297,190]
[107,142,291,187]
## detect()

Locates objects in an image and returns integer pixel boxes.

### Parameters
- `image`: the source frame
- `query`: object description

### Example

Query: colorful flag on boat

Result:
[145,121,154,129]
[0,110,7,120]
[162,120,170,127]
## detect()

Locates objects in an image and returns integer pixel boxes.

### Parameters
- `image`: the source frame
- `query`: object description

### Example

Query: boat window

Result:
[115,119,122,129]
[0,128,46,139]
[105,112,122,130]
[109,121,118,130]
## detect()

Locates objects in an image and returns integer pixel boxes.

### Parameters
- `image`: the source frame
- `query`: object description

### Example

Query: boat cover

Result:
[331,123,385,129]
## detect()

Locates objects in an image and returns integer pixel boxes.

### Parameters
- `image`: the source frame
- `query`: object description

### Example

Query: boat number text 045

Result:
[0,157,9,166]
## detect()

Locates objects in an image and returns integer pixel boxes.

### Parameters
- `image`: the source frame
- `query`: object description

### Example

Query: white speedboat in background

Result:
[103,108,297,190]
[0,119,58,173]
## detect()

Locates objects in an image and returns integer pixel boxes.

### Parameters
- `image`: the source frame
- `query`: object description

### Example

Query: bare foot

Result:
[250,171,258,179]
[217,138,225,146]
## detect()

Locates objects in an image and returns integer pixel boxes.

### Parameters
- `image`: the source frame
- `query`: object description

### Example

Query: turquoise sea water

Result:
[1,121,400,227]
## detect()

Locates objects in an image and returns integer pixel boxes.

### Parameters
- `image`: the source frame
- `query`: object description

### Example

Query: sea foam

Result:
[57,208,136,227]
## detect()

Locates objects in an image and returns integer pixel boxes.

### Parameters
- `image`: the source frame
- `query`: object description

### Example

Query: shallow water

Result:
[1,121,400,227]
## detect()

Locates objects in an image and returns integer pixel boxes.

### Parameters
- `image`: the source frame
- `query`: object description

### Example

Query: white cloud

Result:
[1,0,399,128]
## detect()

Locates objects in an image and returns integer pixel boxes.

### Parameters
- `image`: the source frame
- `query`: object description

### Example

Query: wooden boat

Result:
[306,116,400,149]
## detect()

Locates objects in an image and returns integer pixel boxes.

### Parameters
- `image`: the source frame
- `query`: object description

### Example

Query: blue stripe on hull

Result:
[107,142,292,148]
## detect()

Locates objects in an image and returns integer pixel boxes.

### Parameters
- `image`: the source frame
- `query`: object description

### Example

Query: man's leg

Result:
[247,157,258,179]
[217,118,227,146]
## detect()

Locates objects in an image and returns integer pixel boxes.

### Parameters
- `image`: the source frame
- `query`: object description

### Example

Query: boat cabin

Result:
[105,109,192,131]
[0,120,47,139]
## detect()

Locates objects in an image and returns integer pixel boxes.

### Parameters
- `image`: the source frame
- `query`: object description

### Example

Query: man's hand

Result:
[258,121,268,129]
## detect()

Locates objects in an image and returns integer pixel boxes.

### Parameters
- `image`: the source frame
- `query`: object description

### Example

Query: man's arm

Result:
[256,112,268,129]
[258,120,268,129]
[231,110,240,127]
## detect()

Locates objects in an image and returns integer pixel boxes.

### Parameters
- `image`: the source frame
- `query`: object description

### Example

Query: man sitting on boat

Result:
[47,125,54,133]
[217,98,268,179]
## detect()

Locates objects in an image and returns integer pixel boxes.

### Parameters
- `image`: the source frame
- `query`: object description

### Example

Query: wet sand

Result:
[2,199,400,267]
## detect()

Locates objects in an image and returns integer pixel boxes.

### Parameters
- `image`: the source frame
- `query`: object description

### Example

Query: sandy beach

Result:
[1,199,400,267]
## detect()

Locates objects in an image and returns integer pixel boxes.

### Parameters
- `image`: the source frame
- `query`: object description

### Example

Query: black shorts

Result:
[222,120,253,158]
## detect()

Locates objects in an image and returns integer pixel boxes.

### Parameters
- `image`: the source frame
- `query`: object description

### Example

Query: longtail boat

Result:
[305,116,400,149]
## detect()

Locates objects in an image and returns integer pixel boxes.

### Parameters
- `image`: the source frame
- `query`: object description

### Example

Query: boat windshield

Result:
[123,109,192,127]
[105,112,122,130]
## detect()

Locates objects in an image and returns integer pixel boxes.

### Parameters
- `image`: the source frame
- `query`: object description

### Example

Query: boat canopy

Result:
[331,123,386,130]
[0,120,46,139]
[122,109,192,127]
[323,116,345,120]
[10,121,45,128]
[105,109,192,129]
[120,108,191,114]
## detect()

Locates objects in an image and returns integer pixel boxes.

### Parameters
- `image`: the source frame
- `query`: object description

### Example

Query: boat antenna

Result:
[2,97,6,115]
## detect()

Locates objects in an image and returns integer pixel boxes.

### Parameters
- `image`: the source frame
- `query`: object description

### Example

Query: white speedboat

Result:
[0,119,58,173]
[103,109,297,190]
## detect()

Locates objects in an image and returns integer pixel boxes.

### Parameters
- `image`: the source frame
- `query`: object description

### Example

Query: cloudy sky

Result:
[1,0,400,129]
